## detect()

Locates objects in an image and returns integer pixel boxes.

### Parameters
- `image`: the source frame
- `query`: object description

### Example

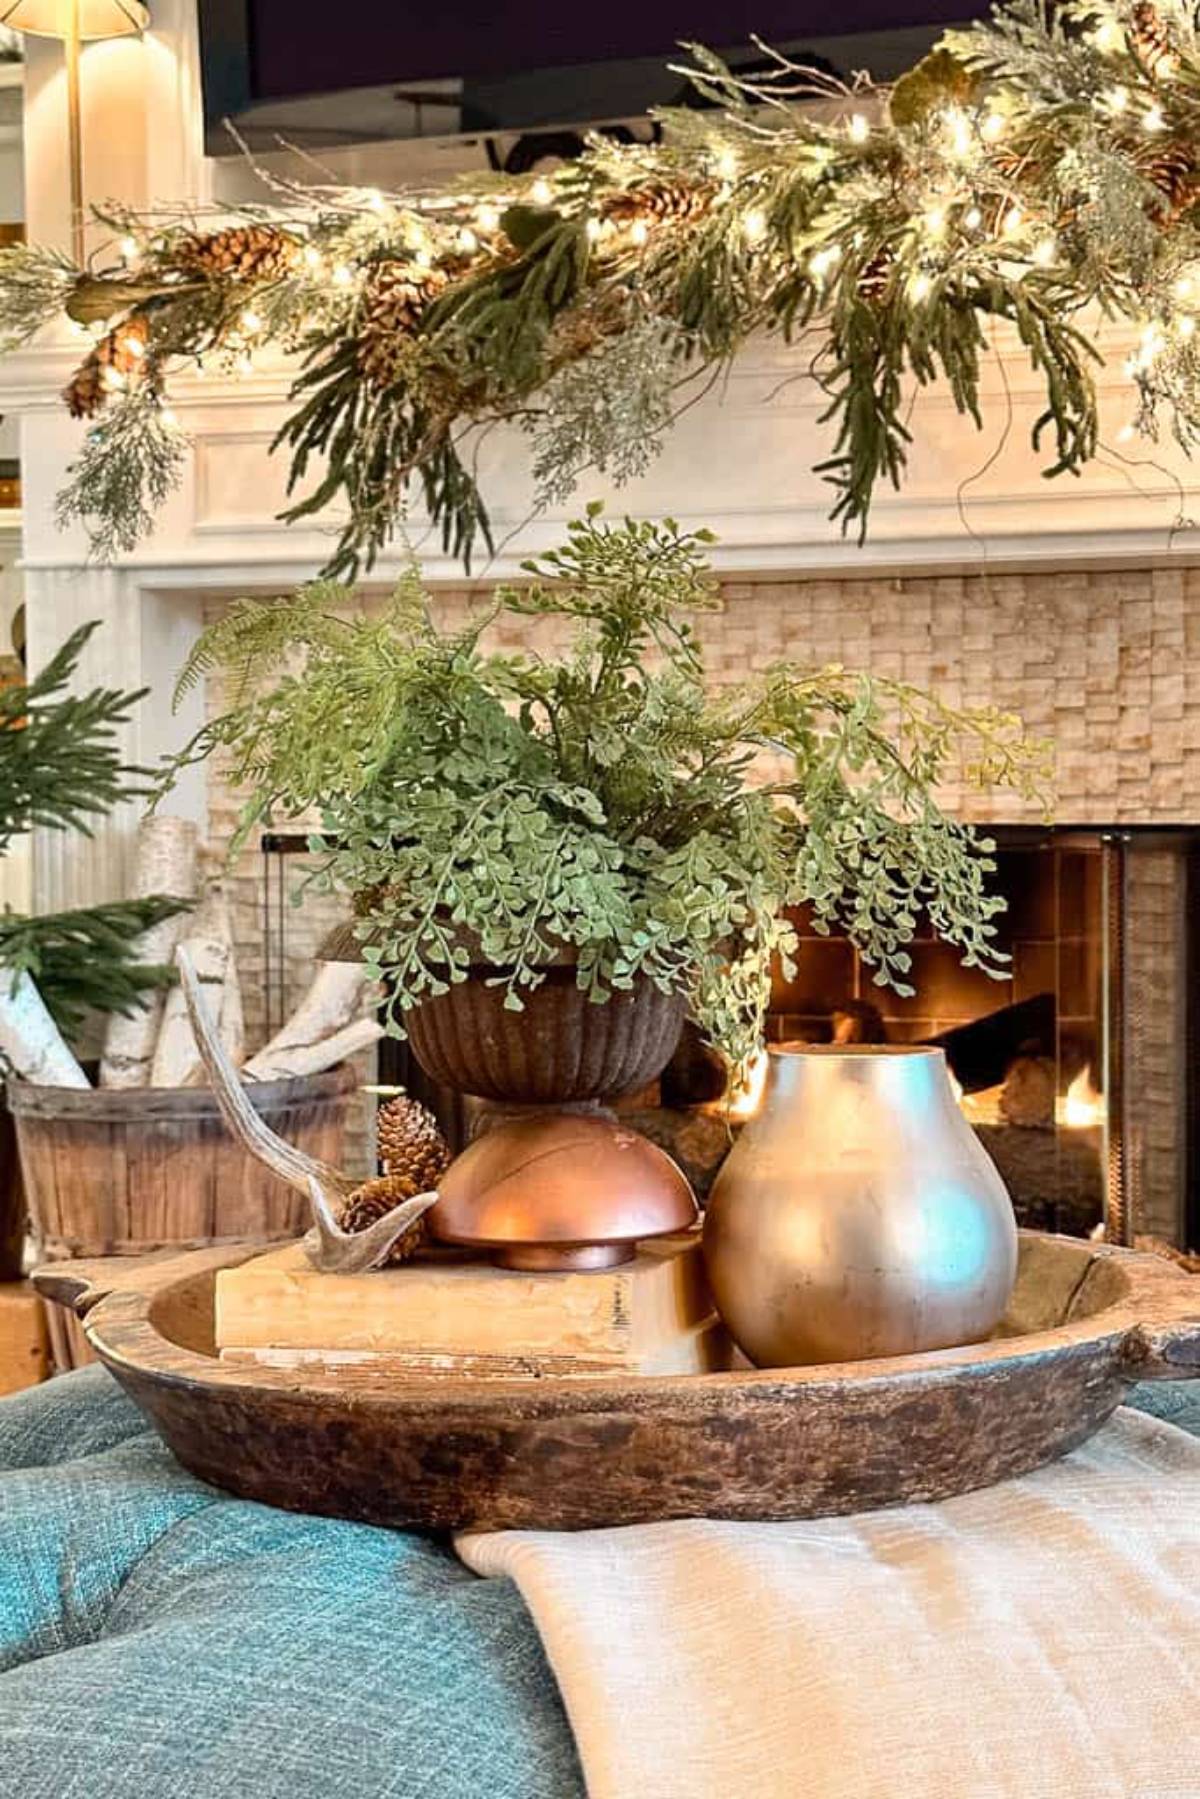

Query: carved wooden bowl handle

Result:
[33,1248,233,1317]
[1122,1313,1200,1381]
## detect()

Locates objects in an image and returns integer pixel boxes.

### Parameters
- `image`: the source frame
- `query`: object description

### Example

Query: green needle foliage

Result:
[4,0,1199,572]
[0,899,189,1039]
[0,623,189,1045]
[0,622,149,852]
[172,509,1049,1068]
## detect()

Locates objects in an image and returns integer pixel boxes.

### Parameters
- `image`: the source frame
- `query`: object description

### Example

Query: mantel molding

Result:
[6,312,1196,585]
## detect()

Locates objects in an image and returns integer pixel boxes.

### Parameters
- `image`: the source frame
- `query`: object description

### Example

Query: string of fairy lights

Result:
[3,0,1200,570]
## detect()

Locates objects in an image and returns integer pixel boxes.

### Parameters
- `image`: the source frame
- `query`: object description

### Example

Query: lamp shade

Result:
[0,0,147,38]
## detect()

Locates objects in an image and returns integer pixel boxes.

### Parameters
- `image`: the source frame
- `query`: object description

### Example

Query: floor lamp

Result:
[0,1,149,264]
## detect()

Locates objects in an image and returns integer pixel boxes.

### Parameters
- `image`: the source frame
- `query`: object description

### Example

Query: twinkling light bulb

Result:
[1091,18,1124,52]
[1003,204,1023,237]
[924,206,947,240]
[121,334,146,359]
[585,216,603,243]
[332,263,353,286]
[531,177,554,205]
[809,244,840,277]
[476,203,501,232]
[1136,322,1166,367]
[1178,314,1196,339]
[1032,235,1057,267]
[847,113,870,144]
[945,107,974,159]
[964,205,983,230]
[303,243,323,270]
[743,207,767,245]
[1106,84,1129,113]
[1175,272,1196,299]
[240,307,261,331]
[981,110,1006,143]
[458,227,479,253]
[910,271,932,301]
[366,189,387,213]
[119,235,138,261]
[715,146,739,181]
[630,218,649,246]
[1117,420,1138,443]
[101,365,126,391]
[159,404,178,428]
[1143,103,1167,133]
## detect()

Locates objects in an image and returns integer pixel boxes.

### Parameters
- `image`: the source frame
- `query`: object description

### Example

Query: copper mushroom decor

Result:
[429,1113,698,1270]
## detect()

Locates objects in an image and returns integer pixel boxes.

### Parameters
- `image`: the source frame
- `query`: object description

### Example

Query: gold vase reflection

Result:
[703,1046,1018,1367]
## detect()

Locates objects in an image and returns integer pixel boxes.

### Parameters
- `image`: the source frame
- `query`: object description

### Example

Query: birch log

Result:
[243,962,377,1082]
[188,882,243,1075]
[100,816,198,1088]
[244,1015,383,1083]
[150,913,232,1079]
[0,970,90,1088]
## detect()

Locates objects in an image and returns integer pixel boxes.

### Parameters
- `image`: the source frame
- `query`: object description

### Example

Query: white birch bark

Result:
[243,1015,382,1083]
[100,815,199,1088]
[242,962,375,1081]
[150,924,230,1088]
[0,970,90,1088]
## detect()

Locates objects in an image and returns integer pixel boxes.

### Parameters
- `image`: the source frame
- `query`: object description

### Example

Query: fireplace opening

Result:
[262,824,1200,1252]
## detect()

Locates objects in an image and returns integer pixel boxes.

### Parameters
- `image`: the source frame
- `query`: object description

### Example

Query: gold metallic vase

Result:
[703,1046,1017,1367]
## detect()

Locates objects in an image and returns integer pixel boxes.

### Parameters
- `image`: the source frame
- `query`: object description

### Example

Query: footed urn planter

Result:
[406,964,687,1105]
[704,1045,1018,1367]
[322,918,686,1105]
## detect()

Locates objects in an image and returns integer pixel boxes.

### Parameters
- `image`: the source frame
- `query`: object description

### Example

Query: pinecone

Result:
[356,259,450,389]
[62,354,106,420]
[172,224,298,282]
[1128,1,1181,81]
[62,313,150,419]
[339,1172,428,1266]
[1139,138,1199,222]
[601,180,715,228]
[377,1094,451,1189]
[857,245,896,306]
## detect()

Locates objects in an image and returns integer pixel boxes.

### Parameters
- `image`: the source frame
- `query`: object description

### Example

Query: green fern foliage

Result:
[171,510,1050,1068]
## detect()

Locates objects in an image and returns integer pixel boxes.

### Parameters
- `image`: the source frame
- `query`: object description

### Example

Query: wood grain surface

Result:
[34,1234,1200,1533]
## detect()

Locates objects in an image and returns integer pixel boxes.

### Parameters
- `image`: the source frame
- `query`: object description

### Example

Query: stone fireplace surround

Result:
[1,0,1198,1240]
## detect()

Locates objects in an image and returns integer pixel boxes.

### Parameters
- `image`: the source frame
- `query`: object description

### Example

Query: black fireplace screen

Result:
[261,825,1200,1252]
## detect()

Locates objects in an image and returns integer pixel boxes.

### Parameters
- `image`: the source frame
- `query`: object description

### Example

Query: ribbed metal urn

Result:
[703,1046,1018,1367]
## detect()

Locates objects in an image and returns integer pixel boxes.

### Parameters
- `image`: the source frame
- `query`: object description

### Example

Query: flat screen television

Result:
[199,2,990,152]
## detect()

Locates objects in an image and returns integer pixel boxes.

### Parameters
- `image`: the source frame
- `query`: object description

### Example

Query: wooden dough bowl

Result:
[36,1234,1200,1533]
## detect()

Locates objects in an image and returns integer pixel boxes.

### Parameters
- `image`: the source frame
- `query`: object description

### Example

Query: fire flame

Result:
[1058,1065,1104,1130]
[728,1048,769,1120]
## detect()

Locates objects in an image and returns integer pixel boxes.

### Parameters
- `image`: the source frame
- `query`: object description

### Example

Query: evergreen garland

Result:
[1,0,1199,571]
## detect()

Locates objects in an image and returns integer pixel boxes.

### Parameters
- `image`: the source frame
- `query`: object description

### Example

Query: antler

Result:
[306,1176,437,1273]
[176,947,438,1272]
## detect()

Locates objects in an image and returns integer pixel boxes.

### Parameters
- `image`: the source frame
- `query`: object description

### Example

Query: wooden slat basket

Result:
[8,1066,356,1368]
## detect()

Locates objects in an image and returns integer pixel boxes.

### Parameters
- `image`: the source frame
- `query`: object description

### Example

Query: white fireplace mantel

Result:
[3,0,1200,915]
